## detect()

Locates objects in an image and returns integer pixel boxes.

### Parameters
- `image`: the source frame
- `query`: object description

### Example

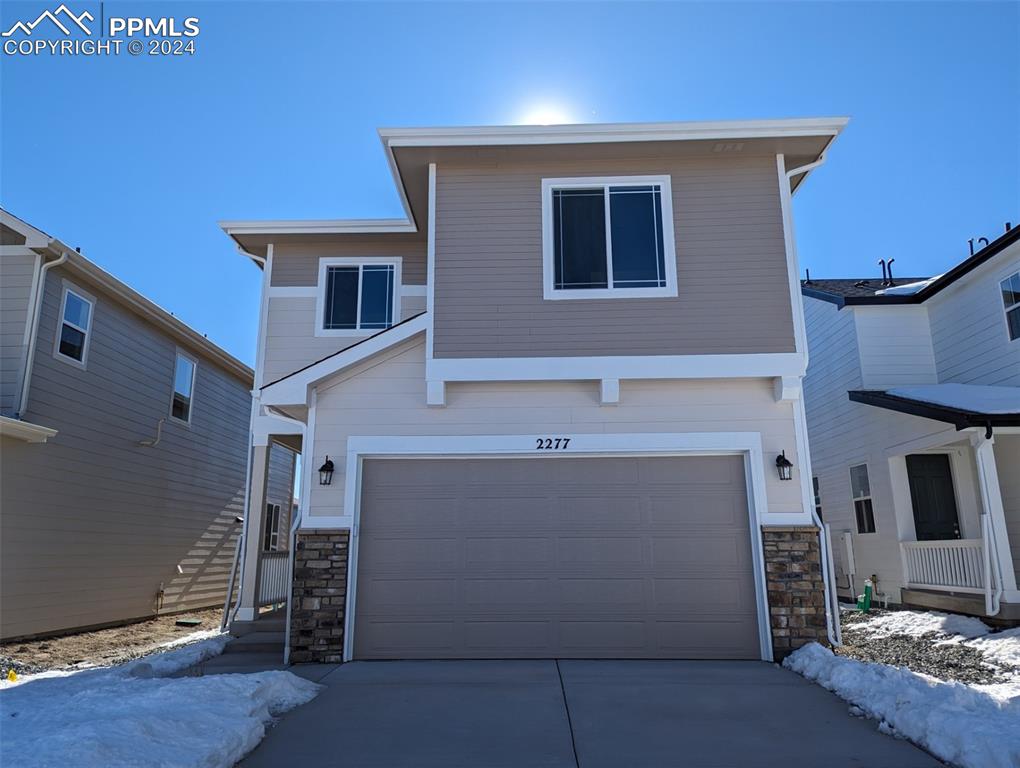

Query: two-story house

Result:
[0,209,297,641]
[802,225,1020,621]
[221,118,849,664]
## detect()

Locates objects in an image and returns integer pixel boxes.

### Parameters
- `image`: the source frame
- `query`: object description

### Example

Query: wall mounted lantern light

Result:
[775,451,794,481]
[318,456,335,486]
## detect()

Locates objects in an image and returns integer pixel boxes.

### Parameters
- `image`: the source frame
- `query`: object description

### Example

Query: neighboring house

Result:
[801,225,1020,621]
[221,117,850,664]
[0,210,297,641]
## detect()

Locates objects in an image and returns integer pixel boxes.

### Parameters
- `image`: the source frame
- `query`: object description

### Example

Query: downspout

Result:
[783,153,840,647]
[226,246,267,630]
[18,247,69,418]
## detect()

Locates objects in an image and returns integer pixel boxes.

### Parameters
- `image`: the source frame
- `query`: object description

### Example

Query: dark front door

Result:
[906,454,961,541]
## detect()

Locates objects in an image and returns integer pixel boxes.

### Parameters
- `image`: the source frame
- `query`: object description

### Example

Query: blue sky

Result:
[2,1,1017,366]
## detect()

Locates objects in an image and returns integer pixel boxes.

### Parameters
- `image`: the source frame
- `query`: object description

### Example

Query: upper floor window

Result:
[171,352,196,423]
[55,285,94,366]
[316,258,402,336]
[812,476,823,521]
[1001,271,1020,341]
[542,176,678,300]
[849,463,875,534]
[263,503,281,552]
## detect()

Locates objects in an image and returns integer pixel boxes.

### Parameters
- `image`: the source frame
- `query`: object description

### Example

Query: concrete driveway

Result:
[241,660,942,768]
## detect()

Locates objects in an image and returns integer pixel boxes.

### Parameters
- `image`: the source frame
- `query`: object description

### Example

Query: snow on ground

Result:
[852,609,992,641]
[0,633,320,768]
[785,643,1020,768]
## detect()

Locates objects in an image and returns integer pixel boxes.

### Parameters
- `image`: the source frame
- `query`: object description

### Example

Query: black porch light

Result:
[318,456,335,485]
[775,451,794,481]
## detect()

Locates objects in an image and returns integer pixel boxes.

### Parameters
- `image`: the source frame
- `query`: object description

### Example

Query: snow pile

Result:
[0,635,320,768]
[853,609,991,640]
[785,643,1020,768]
[967,627,1020,678]
[875,275,941,295]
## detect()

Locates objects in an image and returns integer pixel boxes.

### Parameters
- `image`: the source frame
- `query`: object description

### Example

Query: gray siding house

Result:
[222,118,851,664]
[801,225,1020,620]
[0,210,296,641]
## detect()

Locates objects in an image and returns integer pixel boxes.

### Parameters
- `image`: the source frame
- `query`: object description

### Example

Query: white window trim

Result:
[53,282,95,369]
[1000,269,1020,343]
[541,175,678,300]
[169,349,198,426]
[315,257,402,337]
[849,463,875,534]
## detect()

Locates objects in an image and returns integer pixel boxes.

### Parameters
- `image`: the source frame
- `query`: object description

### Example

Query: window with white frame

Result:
[812,476,823,521]
[171,353,196,423]
[849,464,875,534]
[55,286,93,365]
[542,176,677,299]
[263,503,281,551]
[1001,271,1020,341]
[317,258,401,335]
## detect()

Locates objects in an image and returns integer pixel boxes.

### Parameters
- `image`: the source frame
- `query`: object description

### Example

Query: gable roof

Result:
[802,224,1020,308]
[1,209,252,383]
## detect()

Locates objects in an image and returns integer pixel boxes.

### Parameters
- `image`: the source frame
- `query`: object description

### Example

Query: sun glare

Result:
[517,104,575,126]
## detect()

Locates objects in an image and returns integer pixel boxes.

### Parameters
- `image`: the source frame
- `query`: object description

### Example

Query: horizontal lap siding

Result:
[0,266,252,640]
[927,248,1020,386]
[270,239,427,287]
[0,252,36,414]
[434,156,795,359]
[996,438,1020,587]
[306,338,805,524]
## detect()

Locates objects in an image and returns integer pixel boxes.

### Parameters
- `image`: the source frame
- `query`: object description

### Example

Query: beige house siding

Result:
[432,155,796,359]
[270,238,426,287]
[265,440,298,548]
[997,437,1020,588]
[262,293,425,385]
[305,338,805,524]
[0,264,258,640]
[0,251,37,415]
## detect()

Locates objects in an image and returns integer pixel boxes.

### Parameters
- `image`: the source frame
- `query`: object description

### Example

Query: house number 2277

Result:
[535,437,571,450]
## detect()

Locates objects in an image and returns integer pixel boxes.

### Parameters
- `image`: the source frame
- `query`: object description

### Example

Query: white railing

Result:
[257,551,290,606]
[901,539,986,594]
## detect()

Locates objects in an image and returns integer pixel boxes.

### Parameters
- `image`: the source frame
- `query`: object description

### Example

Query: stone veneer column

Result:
[761,526,828,660]
[289,529,350,663]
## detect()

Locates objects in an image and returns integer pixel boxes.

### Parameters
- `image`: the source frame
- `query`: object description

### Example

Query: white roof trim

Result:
[0,415,57,443]
[260,313,428,406]
[218,218,416,236]
[378,117,849,147]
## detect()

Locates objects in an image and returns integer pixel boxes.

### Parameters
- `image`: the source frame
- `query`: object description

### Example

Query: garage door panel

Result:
[354,456,761,660]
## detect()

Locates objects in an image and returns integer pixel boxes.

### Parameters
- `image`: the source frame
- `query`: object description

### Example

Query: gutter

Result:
[17,244,69,417]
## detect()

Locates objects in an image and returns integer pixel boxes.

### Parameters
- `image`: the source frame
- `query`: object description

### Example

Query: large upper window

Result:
[1001,271,1020,341]
[316,258,402,336]
[849,464,876,534]
[542,176,677,300]
[55,285,94,366]
[171,352,197,423]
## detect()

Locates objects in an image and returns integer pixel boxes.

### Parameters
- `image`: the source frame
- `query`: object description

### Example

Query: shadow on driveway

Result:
[241,660,942,768]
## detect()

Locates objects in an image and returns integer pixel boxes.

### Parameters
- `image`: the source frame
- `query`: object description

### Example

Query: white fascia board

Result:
[0,415,57,443]
[427,352,806,383]
[218,218,416,236]
[0,209,52,249]
[260,314,428,406]
[379,117,849,148]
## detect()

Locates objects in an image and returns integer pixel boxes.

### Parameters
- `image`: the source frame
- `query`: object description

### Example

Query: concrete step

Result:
[230,618,286,636]
[224,631,285,654]
[190,652,288,675]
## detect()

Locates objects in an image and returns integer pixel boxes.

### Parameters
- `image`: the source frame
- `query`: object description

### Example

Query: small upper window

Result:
[263,503,281,552]
[850,464,875,534]
[317,259,401,336]
[812,476,823,521]
[171,353,196,423]
[542,176,677,300]
[1001,271,1020,341]
[56,287,93,365]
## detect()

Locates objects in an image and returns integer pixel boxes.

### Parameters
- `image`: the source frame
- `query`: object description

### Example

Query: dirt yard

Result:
[0,607,223,675]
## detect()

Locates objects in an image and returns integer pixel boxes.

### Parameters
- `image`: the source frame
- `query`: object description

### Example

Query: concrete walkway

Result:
[239,660,942,767]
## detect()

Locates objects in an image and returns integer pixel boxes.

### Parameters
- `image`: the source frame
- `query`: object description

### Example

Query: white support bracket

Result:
[774,375,802,402]
[426,379,446,407]
[600,378,620,406]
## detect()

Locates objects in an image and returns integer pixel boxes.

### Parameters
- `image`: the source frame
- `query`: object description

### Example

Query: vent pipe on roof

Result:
[1006,222,1012,232]
[886,258,895,285]
[804,268,812,285]
[878,259,888,285]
